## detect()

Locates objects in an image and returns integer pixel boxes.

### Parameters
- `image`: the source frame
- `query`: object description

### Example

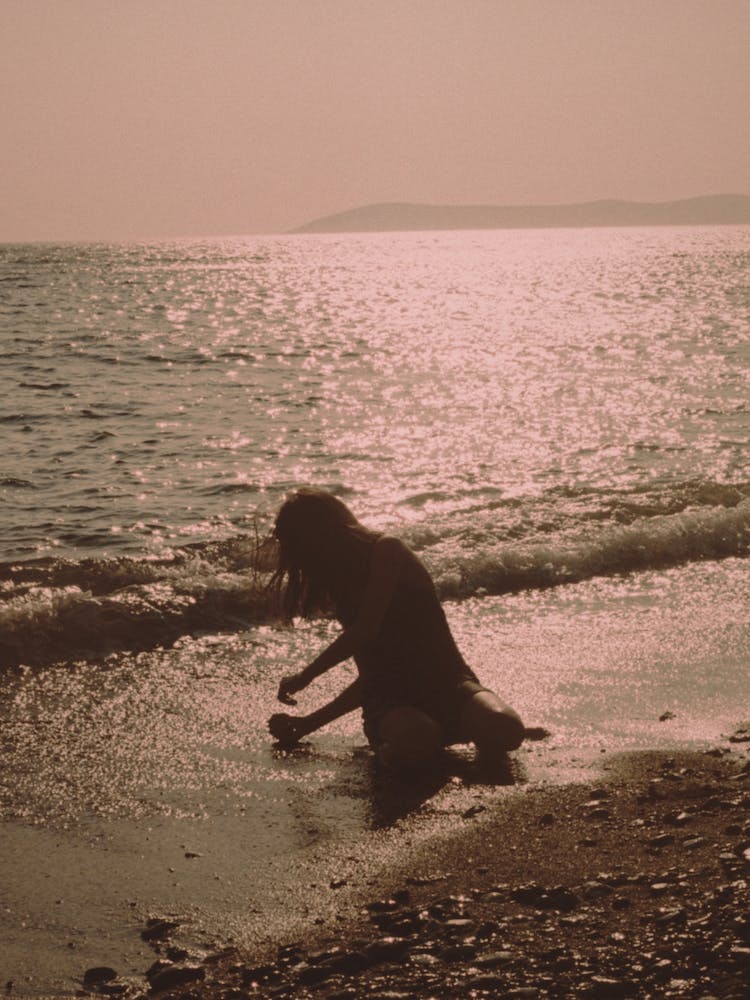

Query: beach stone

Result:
[548,886,580,911]
[475,950,515,968]
[328,949,369,975]
[650,957,674,981]
[147,963,205,993]
[443,913,474,926]
[580,880,613,900]
[467,973,507,990]
[82,967,118,987]
[511,883,579,911]
[407,872,452,886]
[145,961,172,983]
[365,937,411,964]
[683,836,707,849]
[475,919,502,939]
[654,906,686,925]
[442,941,477,962]
[584,976,637,998]
[164,945,189,962]
[650,882,672,895]
[383,915,421,936]
[664,810,693,826]
[240,962,278,985]
[366,898,399,913]
[510,883,547,906]
[648,832,676,848]
[140,917,181,943]
[586,806,612,820]
[307,947,342,964]
[462,803,486,819]
[297,962,338,986]
[409,951,439,967]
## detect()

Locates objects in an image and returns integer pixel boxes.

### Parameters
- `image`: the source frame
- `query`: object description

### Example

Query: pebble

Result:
[366,898,399,913]
[122,758,750,1000]
[462,804,486,819]
[140,917,180,942]
[146,962,205,992]
[585,976,637,998]
[475,950,515,968]
[647,832,676,848]
[683,835,707,849]
[580,880,613,900]
[467,972,506,990]
[649,882,672,895]
[82,967,117,987]
[365,937,411,963]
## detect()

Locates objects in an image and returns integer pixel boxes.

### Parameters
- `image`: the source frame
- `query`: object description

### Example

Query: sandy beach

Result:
[23,731,747,1000]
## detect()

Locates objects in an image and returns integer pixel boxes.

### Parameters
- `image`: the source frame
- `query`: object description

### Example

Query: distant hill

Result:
[291,194,750,234]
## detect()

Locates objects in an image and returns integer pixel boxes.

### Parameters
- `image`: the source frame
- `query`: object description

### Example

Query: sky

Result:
[1,0,748,241]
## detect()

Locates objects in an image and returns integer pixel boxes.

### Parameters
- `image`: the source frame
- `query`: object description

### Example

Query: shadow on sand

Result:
[365,746,527,829]
[270,735,536,831]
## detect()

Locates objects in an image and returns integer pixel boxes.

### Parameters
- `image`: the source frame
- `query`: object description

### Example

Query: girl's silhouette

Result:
[268,489,524,770]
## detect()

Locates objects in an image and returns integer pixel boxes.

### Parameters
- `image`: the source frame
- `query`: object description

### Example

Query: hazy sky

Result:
[2,0,748,241]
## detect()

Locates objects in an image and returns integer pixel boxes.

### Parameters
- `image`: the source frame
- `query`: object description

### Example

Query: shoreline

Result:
[67,734,750,1000]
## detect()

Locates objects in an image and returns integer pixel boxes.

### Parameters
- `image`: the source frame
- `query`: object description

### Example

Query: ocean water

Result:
[2,227,749,664]
[1,227,749,992]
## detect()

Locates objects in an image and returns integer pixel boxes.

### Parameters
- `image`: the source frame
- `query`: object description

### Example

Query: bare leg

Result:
[376,704,445,772]
[459,690,525,756]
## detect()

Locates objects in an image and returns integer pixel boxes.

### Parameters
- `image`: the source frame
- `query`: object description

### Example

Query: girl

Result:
[268,489,524,770]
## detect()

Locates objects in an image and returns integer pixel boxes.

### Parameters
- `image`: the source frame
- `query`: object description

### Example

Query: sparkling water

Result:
[1,227,749,992]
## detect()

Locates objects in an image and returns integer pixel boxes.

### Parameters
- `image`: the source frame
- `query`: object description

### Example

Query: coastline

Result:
[64,734,750,1000]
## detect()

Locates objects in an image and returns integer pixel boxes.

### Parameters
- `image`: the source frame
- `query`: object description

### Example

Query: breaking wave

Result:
[1,489,749,670]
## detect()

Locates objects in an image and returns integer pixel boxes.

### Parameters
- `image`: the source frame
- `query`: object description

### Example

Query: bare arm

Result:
[269,677,363,745]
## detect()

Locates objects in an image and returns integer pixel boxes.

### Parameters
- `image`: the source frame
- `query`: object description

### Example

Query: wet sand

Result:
[3,565,750,998]
[13,735,749,1000]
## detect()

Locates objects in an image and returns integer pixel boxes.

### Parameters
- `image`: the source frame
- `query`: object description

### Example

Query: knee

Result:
[377,706,445,772]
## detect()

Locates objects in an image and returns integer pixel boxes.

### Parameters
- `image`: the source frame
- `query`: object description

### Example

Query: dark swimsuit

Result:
[335,539,484,746]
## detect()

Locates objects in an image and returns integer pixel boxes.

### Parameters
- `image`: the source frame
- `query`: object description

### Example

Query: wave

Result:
[0,477,37,489]
[1,494,748,670]
[428,498,750,597]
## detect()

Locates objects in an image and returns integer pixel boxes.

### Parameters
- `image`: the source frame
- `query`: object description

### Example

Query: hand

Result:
[268,712,309,747]
[277,672,306,705]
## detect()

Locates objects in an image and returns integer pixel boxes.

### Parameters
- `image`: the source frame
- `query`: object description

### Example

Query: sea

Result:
[1,226,749,992]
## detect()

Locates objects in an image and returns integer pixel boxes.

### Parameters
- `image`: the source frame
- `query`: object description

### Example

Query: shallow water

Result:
[1,557,748,993]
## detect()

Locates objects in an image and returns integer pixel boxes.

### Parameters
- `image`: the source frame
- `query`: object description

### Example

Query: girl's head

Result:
[272,488,374,617]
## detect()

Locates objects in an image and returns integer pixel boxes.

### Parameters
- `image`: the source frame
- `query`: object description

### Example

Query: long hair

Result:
[270,489,377,619]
